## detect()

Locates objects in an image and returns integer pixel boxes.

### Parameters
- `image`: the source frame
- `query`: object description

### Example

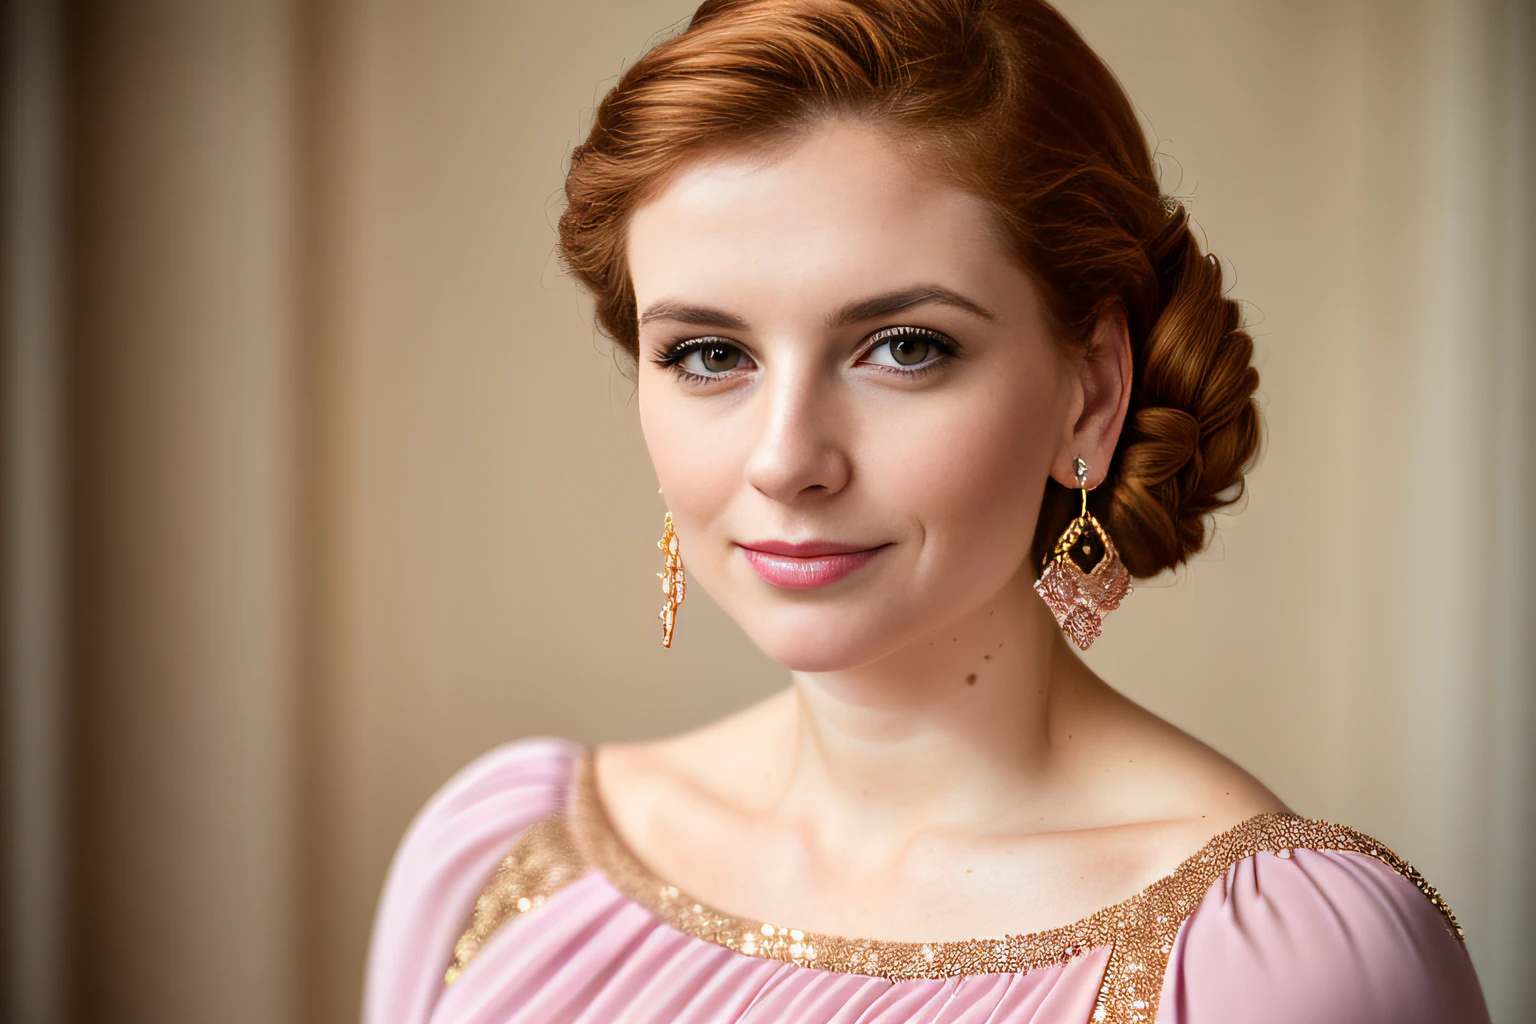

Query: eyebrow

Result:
[636,301,748,331]
[637,285,997,332]
[828,286,998,327]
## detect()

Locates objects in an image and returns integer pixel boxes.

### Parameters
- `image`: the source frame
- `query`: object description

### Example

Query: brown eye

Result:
[701,342,741,373]
[863,327,951,372]
[889,335,930,366]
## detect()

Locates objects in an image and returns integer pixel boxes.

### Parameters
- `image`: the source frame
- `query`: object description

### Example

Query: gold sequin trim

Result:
[443,814,587,985]
[446,749,1467,1024]
[567,751,1465,1023]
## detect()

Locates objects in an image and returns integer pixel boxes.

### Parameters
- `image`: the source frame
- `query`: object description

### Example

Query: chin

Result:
[730,599,928,673]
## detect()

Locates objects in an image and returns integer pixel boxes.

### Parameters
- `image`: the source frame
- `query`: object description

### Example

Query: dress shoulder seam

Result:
[1090,814,1465,1024]
[442,809,591,986]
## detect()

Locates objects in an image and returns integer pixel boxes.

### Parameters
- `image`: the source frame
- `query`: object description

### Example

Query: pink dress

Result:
[364,737,1488,1024]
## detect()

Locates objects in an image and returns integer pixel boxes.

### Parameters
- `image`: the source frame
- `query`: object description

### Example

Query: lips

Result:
[737,540,889,589]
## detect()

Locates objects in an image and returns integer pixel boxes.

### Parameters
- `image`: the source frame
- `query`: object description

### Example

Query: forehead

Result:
[626,121,1020,313]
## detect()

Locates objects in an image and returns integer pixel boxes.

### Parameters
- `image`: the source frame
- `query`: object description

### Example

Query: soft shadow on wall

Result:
[1,1,1532,1023]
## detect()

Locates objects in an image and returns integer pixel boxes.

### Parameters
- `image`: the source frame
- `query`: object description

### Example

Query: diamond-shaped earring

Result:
[1033,457,1132,650]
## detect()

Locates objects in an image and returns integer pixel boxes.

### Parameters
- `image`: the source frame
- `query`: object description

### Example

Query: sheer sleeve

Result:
[362,736,582,1024]
[1160,847,1488,1023]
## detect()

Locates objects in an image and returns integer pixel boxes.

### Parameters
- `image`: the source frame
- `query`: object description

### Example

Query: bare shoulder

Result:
[1060,669,1290,845]
[594,688,795,819]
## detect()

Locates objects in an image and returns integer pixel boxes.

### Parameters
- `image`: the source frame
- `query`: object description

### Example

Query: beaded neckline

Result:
[444,747,1465,1024]
[572,748,1239,976]
[566,748,1464,1020]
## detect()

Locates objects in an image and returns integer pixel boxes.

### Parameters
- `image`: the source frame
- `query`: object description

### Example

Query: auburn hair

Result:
[558,0,1262,578]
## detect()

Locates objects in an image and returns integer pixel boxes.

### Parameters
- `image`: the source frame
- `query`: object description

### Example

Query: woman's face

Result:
[630,121,1099,672]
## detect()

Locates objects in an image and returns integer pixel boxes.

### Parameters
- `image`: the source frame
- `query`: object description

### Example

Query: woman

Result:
[364,1,1489,1021]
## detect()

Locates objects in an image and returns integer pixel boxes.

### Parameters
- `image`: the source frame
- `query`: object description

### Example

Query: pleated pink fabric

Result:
[363,738,1489,1024]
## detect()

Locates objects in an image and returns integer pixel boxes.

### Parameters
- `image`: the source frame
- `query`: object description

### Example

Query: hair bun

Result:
[1121,406,1200,487]
[1104,228,1262,578]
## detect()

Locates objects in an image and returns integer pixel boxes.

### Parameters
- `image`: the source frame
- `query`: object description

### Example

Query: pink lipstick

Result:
[738,540,888,589]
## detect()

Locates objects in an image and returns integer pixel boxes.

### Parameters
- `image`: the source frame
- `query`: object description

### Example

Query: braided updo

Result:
[559,0,1261,578]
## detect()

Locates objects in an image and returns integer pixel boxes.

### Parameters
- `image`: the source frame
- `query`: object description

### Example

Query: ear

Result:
[1052,306,1132,489]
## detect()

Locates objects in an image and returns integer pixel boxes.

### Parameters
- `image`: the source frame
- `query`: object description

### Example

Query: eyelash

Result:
[653,337,749,386]
[860,325,958,378]
[653,326,958,385]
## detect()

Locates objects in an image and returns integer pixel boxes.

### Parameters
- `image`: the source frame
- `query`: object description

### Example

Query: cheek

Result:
[638,377,743,537]
[875,365,1065,575]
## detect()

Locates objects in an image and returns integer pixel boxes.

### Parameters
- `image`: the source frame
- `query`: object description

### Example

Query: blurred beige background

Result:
[3,0,1531,1022]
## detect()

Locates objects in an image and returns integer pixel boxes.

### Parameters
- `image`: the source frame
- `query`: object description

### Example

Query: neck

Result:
[773,565,1088,855]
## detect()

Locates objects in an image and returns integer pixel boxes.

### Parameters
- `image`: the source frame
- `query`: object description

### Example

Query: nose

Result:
[743,360,852,504]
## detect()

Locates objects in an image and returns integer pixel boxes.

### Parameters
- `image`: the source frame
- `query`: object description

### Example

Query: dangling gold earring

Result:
[657,511,686,648]
[1034,457,1131,650]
